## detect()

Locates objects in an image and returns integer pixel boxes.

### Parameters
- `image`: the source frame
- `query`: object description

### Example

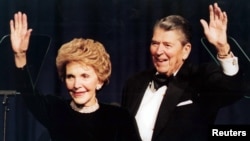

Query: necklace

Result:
[70,99,100,113]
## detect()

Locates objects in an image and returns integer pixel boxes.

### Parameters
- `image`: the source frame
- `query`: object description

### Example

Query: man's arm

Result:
[200,3,239,75]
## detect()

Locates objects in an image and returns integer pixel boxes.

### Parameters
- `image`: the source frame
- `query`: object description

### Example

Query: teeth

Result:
[158,59,166,62]
[155,57,167,62]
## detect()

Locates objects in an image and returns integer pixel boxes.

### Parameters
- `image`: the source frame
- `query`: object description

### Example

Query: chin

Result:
[156,67,168,73]
[73,98,87,105]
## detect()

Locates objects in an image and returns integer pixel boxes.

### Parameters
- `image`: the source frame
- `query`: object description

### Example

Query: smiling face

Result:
[65,61,103,106]
[150,27,191,76]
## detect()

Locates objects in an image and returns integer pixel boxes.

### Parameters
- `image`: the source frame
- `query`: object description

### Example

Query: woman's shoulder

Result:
[99,102,130,115]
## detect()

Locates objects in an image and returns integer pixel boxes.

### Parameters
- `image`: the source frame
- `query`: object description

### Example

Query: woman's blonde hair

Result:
[56,38,111,84]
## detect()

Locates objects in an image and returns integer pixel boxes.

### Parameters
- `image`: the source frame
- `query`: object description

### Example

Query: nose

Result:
[73,78,82,89]
[156,44,165,55]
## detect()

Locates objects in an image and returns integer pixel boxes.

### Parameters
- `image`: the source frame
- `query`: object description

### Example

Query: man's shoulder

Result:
[128,68,155,80]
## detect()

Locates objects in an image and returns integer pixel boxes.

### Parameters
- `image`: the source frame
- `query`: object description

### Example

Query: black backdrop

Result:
[0,0,250,140]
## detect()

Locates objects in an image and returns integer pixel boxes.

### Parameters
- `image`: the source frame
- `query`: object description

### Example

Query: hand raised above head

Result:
[10,11,32,68]
[10,11,32,55]
[200,3,229,51]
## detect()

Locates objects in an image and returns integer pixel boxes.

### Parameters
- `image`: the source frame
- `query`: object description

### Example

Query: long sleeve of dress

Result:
[14,65,56,128]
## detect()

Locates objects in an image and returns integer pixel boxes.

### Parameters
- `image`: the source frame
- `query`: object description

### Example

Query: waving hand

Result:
[10,12,32,67]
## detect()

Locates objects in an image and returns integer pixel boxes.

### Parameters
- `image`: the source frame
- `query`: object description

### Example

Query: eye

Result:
[165,45,171,48]
[82,73,90,79]
[66,74,74,79]
[151,41,159,46]
[163,43,172,48]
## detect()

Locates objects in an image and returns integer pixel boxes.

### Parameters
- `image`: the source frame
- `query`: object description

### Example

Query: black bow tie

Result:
[153,74,173,90]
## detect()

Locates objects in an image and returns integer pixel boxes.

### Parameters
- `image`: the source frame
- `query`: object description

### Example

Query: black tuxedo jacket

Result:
[122,61,244,141]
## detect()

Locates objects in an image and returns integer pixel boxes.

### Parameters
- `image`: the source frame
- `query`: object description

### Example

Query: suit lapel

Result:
[131,81,151,116]
[130,70,155,116]
[152,62,191,140]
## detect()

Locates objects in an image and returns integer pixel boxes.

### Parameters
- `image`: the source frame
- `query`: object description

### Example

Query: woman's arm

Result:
[10,11,32,68]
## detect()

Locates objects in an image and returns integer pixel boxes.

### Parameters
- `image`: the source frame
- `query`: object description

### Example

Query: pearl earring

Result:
[96,86,101,90]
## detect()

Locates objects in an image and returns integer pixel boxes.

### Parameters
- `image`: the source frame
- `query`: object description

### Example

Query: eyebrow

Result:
[151,40,173,46]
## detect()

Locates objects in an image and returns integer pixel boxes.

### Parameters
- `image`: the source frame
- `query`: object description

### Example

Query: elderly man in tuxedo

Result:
[122,3,244,141]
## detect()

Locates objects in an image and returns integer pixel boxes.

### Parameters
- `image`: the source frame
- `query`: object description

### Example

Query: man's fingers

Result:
[10,20,14,34]
[222,12,228,24]
[200,19,208,34]
[209,4,214,22]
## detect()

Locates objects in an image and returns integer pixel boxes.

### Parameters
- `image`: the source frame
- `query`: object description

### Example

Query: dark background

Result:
[0,0,250,140]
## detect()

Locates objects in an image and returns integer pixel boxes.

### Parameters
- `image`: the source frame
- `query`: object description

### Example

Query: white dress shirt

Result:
[135,85,167,141]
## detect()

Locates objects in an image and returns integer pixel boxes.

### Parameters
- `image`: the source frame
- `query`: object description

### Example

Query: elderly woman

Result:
[11,12,140,141]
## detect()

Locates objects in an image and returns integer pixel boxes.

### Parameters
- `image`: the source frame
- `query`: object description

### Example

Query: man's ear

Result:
[182,43,191,60]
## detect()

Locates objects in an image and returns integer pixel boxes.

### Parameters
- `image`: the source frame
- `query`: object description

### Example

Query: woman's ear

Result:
[96,83,104,90]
